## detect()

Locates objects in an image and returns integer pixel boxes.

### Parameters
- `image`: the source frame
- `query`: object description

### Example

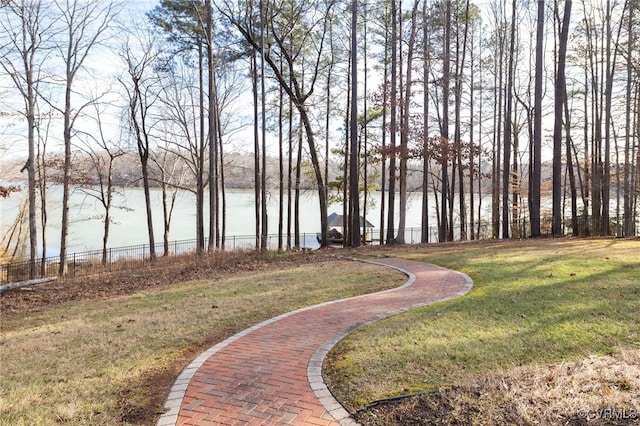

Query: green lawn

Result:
[325,238,640,411]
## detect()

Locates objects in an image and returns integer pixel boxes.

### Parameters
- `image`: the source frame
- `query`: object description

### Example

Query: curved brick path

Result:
[157,257,473,426]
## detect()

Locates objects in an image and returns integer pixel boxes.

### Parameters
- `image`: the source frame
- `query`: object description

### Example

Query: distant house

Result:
[318,212,375,245]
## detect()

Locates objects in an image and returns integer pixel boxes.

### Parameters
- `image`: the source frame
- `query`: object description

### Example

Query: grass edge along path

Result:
[324,238,640,426]
[0,256,405,426]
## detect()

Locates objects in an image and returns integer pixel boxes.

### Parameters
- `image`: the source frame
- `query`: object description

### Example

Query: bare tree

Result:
[148,0,210,253]
[75,102,126,264]
[0,0,57,276]
[151,148,185,256]
[53,0,119,275]
[119,27,161,261]
[219,0,335,247]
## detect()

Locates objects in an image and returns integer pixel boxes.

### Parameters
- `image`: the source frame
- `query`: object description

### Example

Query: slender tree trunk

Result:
[252,50,261,249]
[260,0,268,251]
[217,113,226,249]
[196,42,205,253]
[37,130,48,275]
[623,3,634,236]
[206,0,218,252]
[456,0,471,241]
[379,3,390,244]
[396,0,419,244]
[278,58,285,252]
[324,24,334,247]
[469,16,477,241]
[491,4,505,239]
[439,0,451,243]
[421,0,430,244]
[27,80,38,276]
[552,0,572,237]
[349,0,361,247]
[362,6,369,244]
[531,0,544,237]
[386,0,398,244]
[343,60,351,246]
[287,83,294,251]
[564,99,579,236]
[502,0,517,239]
[295,118,303,249]
[582,58,591,236]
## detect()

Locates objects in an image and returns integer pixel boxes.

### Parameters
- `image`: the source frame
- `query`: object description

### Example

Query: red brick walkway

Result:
[157,257,473,426]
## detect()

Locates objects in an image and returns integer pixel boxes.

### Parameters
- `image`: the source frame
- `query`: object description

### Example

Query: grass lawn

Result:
[325,238,640,424]
[0,256,404,425]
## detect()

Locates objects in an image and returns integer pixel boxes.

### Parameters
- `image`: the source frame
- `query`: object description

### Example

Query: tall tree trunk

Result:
[501,0,516,239]
[324,21,334,247]
[552,0,572,236]
[362,5,369,244]
[196,41,205,253]
[439,0,451,243]
[278,58,285,252]
[217,113,226,249]
[260,0,268,251]
[379,3,390,244]
[469,13,477,241]
[287,83,294,251]
[623,2,634,236]
[531,0,544,237]
[396,0,419,244]
[602,0,628,235]
[421,0,430,244]
[456,0,471,241]
[349,0,361,247]
[295,118,303,249]
[252,50,261,249]
[37,127,48,275]
[206,0,218,252]
[2,0,42,276]
[344,62,351,246]
[582,58,591,236]
[491,3,505,239]
[386,0,398,244]
[60,67,72,275]
[26,67,37,277]
[564,99,579,236]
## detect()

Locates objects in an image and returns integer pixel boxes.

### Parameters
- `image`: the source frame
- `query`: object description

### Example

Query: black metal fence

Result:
[0,216,635,285]
[0,233,321,285]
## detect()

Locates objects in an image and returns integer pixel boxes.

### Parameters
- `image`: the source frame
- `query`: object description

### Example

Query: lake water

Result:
[1,185,493,256]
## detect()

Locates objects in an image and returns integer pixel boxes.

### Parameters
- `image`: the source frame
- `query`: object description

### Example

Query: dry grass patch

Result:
[0,254,405,425]
[356,349,639,425]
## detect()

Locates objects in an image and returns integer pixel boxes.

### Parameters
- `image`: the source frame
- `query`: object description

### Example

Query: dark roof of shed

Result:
[327,212,375,228]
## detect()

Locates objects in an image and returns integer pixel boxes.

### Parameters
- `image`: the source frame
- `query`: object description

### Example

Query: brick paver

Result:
[157,257,473,426]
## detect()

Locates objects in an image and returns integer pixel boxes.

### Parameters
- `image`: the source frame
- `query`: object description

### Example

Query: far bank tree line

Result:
[1,0,638,278]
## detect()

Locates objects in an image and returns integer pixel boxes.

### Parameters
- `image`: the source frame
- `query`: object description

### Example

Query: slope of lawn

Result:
[325,238,640,425]
[0,256,405,425]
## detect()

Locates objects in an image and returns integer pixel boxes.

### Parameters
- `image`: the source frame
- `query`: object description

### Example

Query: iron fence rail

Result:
[0,216,635,285]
